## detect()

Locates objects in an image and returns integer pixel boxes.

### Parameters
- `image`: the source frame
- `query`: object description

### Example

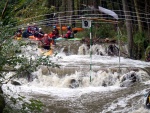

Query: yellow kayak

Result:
[14,36,22,40]
[44,50,53,56]
[39,48,53,56]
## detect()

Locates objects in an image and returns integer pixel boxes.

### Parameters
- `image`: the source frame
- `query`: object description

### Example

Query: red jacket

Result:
[48,33,56,39]
[41,36,53,46]
[64,30,72,38]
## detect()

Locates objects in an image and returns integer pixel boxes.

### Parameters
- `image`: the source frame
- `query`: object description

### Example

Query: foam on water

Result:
[2,42,150,112]
[52,54,150,68]
[2,84,121,98]
[102,89,147,113]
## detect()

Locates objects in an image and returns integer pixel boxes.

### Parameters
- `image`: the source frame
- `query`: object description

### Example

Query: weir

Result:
[12,40,150,89]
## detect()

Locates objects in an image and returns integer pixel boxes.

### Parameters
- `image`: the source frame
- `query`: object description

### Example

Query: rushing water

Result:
[2,39,150,113]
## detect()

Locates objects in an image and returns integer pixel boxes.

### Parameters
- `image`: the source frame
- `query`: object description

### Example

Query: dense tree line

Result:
[0,0,150,59]
[50,0,150,59]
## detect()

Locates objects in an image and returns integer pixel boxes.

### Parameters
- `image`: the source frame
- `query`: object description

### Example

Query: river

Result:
[2,39,150,113]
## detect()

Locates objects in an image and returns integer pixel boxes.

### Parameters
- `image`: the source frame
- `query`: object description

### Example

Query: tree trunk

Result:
[122,0,134,58]
[133,0,142,32]
[74,0,79,15]
[145,0,150,42]
[67,0,73,25]
[118,0,124,20]
[59,0,66,35]
[1,0,8,19]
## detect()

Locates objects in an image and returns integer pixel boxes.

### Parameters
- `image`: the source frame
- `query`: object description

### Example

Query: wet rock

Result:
[11,80,21,86]
[107,44,119,56]
[69,79,79,88]
[120,71,139,87]
[80,37,117,45]
[102,81,107,87]
[105,38,116,43]
[38,65,49,75]
[120,80,135,87]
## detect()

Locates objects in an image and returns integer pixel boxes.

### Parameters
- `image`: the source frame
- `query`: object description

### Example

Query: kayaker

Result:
[39,34,53,50]
[34,28,44,39]
[48,30,56,38]
[15,28,23,37]
[53,26,59,38]
[63,26,74,39]
[27,26,34,36]
[48,30,57,45]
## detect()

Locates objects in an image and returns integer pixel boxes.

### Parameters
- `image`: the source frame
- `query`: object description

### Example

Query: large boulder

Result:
[69,79,79,88]
[120,71,139,87]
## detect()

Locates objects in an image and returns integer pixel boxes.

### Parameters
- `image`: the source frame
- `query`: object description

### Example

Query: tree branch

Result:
[1,0,9,19]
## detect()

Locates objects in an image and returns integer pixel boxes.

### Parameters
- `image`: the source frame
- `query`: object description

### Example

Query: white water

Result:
[2,41,150,112]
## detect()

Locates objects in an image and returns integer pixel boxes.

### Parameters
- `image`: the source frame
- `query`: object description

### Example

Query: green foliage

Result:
[75,23,116,39]
[0,0,54,26]
[93,23,116,38]
[14,0,54,25]
[0,0,19,26]
[21,99,45,113]
[0,27,59,112]
[134,32,146,44]
[145,46,150,58]
[118,34,127,43]
[133,32,148,59]
[75,28,90,38]
[3,94,45,113]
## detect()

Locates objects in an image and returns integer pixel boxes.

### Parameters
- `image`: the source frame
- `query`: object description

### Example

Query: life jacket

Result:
[48,32,56,39]
[64,30,73,38]
[54,28,59,37]
[34,31,44,39]
[70,32,74,38]
[15,29,22,37]
[41,36,53,46]
[27,26,32,33]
